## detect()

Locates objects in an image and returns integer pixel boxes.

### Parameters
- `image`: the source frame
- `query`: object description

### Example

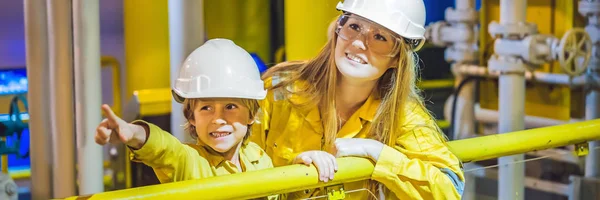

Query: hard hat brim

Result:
[171,88,267,104]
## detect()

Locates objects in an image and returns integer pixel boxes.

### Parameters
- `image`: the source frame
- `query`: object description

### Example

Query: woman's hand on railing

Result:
[293,150,338,183]
[333,138,384,161]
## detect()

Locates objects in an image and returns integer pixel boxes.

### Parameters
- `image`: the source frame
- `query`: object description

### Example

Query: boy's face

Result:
[190,98,253,155]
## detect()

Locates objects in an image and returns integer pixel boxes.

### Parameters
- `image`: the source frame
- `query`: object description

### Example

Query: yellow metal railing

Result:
[63,119,600,200]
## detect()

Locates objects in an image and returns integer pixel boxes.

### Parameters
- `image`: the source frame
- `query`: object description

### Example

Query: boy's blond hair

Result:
[182,98,260,143]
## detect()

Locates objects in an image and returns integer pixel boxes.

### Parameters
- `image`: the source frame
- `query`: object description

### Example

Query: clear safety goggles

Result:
[335,14,403,57]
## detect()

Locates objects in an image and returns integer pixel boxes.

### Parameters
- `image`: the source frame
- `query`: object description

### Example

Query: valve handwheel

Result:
[557,28,592,76]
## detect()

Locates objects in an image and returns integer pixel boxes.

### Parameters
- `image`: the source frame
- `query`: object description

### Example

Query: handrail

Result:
[63,119,600,200]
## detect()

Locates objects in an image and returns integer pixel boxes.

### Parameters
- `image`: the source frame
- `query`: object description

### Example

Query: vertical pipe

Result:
[168,0,205,142]
[124,1,170,101]
[585,90,600,178]
[73,0,104,195]
[500,0,527,24]
[498,75,526,200]
[584,4,600,179]
[48,0,76,197]
[24,0,53,198]
[497,1,527,199]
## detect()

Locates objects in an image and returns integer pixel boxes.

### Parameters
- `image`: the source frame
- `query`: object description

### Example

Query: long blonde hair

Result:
[263,15,445,150]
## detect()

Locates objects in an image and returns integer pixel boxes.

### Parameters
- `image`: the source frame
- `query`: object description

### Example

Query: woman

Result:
[250,0,464,199]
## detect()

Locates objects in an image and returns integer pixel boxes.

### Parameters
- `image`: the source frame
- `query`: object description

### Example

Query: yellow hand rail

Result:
[101,56,122,116]
[64,119,600,200]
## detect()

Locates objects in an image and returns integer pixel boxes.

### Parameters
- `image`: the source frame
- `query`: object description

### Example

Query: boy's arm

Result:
[129,121,211,183]
[96,105,210,182]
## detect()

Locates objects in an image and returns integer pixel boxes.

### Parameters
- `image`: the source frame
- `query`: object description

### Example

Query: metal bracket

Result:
[326,184,346,200]
[574,142,590,157]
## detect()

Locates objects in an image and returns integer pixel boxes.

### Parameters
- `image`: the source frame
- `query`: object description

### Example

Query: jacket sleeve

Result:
[370,105,465,199]
[130,121,212,183]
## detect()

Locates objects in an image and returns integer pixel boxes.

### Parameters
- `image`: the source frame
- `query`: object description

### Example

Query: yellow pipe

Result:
[417,79,455,90]
[450,119,600,162]
[64,119,600,199]
[284,0,340,61]
[124,0,170,101]
[9,168,30,180]
[101,56,122,116]
[436,120,450,129]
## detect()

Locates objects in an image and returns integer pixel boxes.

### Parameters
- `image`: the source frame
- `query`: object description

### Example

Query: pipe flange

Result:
[445,47,479,63]
[579,1,600,17]
[489,21,538,39]
[488,55,529,74]
[425,21,449,47]
[445,7,478,23]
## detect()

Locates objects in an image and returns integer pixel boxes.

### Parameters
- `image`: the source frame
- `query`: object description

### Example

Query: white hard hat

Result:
[172,38,267,103]
[336,0,427,50]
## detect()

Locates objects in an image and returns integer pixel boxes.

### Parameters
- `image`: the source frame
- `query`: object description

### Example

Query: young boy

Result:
[94,39,273,184]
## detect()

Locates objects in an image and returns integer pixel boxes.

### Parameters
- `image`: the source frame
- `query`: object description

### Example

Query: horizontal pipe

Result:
[452,64,587,86]
[64,119,600,199]
[453,64,586,85]
[474,104,583,128]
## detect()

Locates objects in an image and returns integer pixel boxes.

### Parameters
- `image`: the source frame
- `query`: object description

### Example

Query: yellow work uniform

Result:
[250,79,465,199]
[130,121,275,183]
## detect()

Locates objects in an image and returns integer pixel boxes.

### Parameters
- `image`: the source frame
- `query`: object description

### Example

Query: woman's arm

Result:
[371,107,464,199]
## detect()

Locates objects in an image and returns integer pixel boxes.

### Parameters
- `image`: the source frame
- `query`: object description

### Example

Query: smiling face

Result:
[334,14,400,83]
[188,98,255,155]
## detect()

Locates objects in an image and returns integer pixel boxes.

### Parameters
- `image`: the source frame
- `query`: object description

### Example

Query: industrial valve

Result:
[491,28,592,76]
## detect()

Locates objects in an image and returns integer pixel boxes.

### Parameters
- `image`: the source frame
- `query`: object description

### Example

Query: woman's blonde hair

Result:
[182,98,260,143]
[263,15,445,150]
[263,14,445,198]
